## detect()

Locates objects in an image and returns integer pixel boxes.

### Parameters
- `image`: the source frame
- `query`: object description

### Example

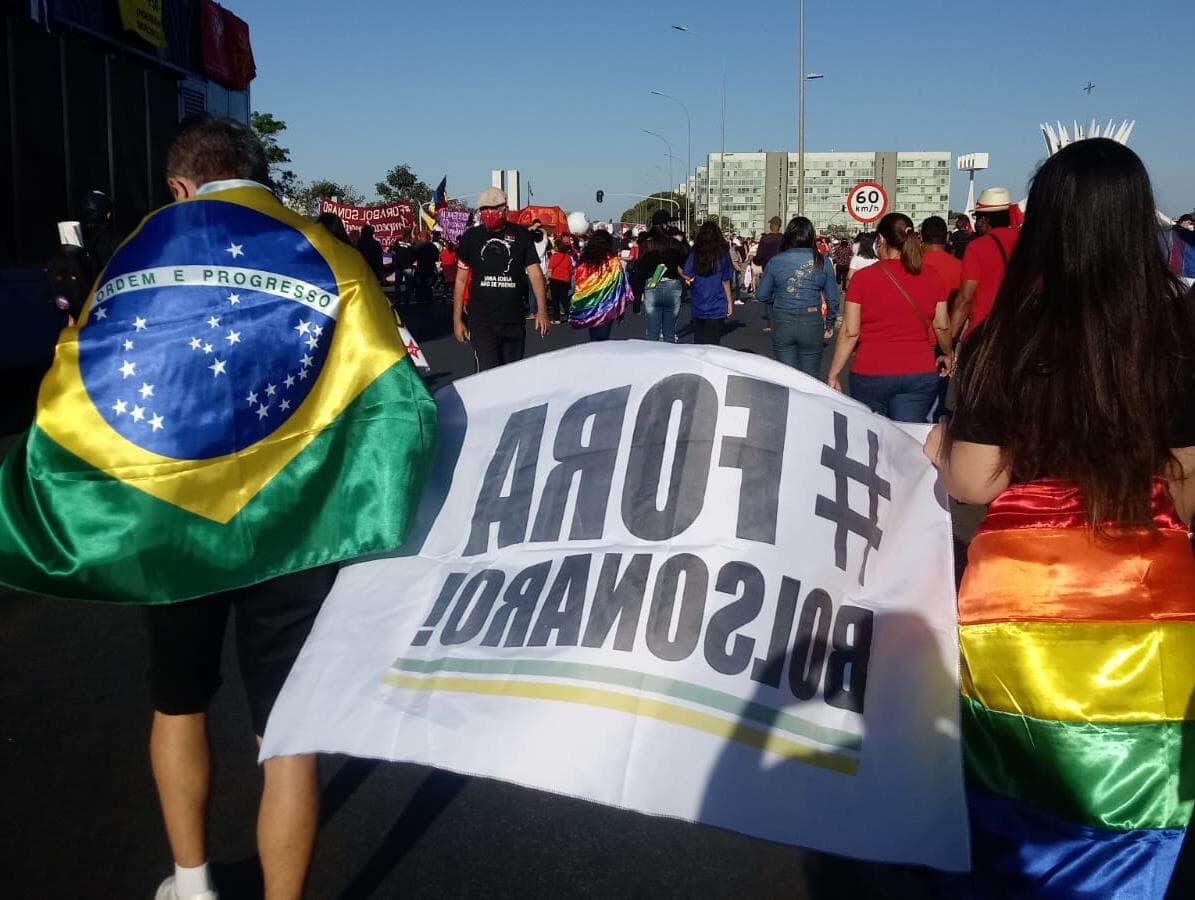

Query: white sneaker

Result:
[155,875,218,900]
[734,299,745,306]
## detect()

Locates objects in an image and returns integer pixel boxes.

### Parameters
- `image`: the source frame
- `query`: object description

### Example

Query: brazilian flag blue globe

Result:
[0,184,437,604]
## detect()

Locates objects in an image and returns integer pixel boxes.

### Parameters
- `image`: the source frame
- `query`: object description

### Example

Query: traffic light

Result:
[595,190,604,203]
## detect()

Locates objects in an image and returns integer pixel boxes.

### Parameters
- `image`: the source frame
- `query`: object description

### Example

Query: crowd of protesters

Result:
[26,111,1195,900]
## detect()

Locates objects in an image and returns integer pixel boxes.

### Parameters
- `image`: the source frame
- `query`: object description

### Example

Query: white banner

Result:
[263,343,969,871]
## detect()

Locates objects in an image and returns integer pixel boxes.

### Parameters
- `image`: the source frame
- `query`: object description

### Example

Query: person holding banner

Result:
[925,137,1195,897]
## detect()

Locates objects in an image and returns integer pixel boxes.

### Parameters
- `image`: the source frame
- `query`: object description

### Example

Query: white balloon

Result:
[567,211,590,235]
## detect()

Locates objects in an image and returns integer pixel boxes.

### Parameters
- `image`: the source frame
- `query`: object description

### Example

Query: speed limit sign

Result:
[847,181,888,224]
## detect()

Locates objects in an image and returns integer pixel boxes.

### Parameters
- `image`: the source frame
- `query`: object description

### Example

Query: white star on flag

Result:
[305,336,319,350]
[203,342,214,354]
[265,383,277,397]
[149,413,165,432]
[189,337,202,350]
[123,339,134,351]
[228,293,241,305]
[207,316,221,329]
[298,369,308,380]
[280,399,291,412]
[209,359,227,377]
[138,383,155,399]
[119,360,136,378]
[94,307,108,320]
[246,390,259,406]
[301,354,313,368]
[226,330,241,345]
[112,399,128,415]
[284,374,295,389]
[131,405,146,422]
[133,317,148,332]
[295,321,311,336]
[226,243,244,259]
[313,324,324,337]
[256,404,270,420]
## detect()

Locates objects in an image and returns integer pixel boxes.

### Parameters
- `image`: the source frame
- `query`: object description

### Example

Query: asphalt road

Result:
[3,296,1185,898]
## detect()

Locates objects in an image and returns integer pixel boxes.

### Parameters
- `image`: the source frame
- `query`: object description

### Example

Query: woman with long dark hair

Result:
[569,229,631,341]
[682,221,735,345]
[756,216,840,377]
[924,138,1195,896]
[826,212,952,422]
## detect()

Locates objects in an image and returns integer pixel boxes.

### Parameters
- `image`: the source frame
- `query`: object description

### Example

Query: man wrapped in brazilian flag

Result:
[0,117,436,900]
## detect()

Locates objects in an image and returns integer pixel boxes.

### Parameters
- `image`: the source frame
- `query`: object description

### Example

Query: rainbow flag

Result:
[570,257,631,330]
[0,183,437,604]
[958,478,1195,896]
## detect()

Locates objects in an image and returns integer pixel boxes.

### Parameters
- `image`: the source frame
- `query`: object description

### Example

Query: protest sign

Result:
[319,198,415,247]
[262,343,968,871]
[437,209,471,245]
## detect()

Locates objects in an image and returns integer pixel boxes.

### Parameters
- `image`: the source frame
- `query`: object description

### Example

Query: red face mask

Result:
[480,208,506,231]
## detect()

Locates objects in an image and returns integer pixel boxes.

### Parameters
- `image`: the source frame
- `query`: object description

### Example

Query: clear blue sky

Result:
[238,0,1193,221]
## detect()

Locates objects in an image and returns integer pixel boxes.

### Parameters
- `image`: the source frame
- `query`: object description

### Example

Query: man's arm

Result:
[452,265,470,343]
[950,279,978,341]
[527,264,550,336]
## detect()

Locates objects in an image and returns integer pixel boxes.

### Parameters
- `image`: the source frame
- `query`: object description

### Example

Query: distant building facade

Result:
[692,151,952,236]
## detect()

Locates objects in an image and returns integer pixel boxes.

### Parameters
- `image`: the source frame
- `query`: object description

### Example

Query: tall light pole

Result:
[650,90,692,234]
[642,129,674,199]
[797,0,824,217]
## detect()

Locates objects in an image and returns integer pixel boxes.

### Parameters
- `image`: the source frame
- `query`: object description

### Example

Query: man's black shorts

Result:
[143,565,339,735]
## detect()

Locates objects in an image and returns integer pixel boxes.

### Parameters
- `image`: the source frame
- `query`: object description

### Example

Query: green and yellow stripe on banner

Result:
[385,657,861,775]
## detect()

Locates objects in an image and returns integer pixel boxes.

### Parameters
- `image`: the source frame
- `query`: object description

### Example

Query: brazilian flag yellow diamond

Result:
[0,184,437,603]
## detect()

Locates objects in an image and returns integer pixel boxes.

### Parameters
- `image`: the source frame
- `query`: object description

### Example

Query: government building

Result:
[688,151,952,237]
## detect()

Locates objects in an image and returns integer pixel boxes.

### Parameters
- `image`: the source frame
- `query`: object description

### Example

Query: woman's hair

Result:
[779,216,823,268]
[579,228,615,266]
[316,212,352,245]
[693,220,727,276]
[855,232,877,259]
[954,138,1194,530]
[553,237,569,252]
[876,212,922,274]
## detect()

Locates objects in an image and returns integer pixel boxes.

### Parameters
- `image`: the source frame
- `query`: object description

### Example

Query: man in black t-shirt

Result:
[453,187,550,371]
[753,215,785,331]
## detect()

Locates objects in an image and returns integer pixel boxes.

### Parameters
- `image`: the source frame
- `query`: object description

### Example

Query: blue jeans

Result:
[769,307,825,378]
[644,278,682,342]
[849,371,941,423]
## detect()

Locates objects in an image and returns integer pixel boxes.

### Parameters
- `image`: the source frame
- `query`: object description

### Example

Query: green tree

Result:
[250,111,299,199]
[291,180,365,217]
[616,191,689,229]
[376,164,432,205]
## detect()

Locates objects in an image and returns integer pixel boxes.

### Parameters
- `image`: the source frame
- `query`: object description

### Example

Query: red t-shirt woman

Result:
[827,212,952,423]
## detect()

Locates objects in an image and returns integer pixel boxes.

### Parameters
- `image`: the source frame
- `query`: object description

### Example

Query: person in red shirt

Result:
[546,238,575,324]
[951,187,1020,340]
[439,241,458,300]
[919,215,964,414]
[827,212,953,422]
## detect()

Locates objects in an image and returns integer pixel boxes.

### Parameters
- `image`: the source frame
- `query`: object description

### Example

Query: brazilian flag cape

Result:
[0,183,436,603]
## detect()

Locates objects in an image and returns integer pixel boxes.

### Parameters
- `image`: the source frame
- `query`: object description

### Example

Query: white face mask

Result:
[1182,223,1195,231]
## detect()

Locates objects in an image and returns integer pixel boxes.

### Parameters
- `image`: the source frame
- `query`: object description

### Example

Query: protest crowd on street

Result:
[3,3,1195,899]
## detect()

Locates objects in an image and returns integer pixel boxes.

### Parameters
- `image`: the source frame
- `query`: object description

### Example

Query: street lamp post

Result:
[642,129,674,200]
[650,90,692,234]
[797,0,825,218]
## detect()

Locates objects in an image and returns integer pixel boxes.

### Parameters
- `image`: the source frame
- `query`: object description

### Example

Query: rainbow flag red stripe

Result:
[958,478,1195,895]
